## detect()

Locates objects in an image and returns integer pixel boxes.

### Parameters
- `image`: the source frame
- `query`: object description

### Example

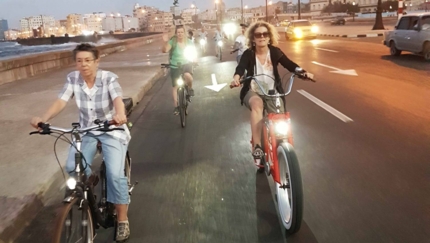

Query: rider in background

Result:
[162,25,195,115]
[231,23,248,64]
[188,29,195,43]
[230,21,309,159]
[213,25,225,57]
[30,43,131,242]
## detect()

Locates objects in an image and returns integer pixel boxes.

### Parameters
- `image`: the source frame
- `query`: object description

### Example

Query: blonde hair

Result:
[245,21,279,48]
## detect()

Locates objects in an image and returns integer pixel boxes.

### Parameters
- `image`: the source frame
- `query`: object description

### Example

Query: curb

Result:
[0,67,165,243]
[318,33,384,38]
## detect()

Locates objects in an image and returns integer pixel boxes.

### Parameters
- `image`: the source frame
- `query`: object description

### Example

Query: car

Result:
[383,12,430,61]
[280,20,290,27]
[331,16,346,25]
[285,20,319,40]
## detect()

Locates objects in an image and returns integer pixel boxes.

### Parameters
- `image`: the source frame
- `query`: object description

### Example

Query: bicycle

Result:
[30,119,137,243]
[230,69,316,235]
[161,63,195,128]
[216,39,223,61]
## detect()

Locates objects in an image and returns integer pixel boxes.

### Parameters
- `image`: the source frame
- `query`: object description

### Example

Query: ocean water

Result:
[0,37,119,60]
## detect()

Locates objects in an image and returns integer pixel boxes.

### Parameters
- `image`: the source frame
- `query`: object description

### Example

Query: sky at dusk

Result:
[0,0,291,29]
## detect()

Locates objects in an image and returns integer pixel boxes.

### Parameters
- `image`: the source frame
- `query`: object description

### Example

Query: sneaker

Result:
[116,221,130,242]
[188,88,195,96]
[173,106,179,115]
[252,144,264,159]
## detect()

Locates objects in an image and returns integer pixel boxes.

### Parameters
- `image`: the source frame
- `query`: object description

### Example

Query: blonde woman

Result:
[230,21,308,158]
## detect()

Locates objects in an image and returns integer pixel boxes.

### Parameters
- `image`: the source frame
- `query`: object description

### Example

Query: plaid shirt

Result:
[58,70,131,144]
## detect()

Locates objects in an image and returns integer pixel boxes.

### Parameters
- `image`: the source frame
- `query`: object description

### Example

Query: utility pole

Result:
[298,1,301,19]
[241,0,244,23]
[266,0,268,22]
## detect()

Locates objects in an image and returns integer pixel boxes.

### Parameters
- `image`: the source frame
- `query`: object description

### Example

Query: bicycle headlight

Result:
[177,77,184,86]
[217,40,223,47]
[200,39,206,45]
[274,120,290,138]
[66,178,77,190]
[184,46,197,62]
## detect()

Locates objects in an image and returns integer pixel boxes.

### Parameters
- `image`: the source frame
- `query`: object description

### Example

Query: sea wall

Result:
[0,33,162,85]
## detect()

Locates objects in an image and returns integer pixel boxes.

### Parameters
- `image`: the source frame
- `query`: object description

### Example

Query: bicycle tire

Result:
[51,197,94,243]
[124,151,132,196]
[178,87,186,127]
[99,162,116,228]
[276,142,303,235]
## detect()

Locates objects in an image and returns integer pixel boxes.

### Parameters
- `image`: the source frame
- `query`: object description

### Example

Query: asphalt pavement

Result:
[14,34,430,243]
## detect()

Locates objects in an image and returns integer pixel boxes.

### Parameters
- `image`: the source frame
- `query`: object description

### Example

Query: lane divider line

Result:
[315,47,339,53]
[297,90,354,123]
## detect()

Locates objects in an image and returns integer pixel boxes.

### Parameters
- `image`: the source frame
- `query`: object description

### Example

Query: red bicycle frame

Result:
[252,112,294,184]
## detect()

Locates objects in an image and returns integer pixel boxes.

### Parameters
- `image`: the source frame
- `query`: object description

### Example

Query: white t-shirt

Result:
[214,30,223,41]
[251,51,275,95]
[235,34,247,56]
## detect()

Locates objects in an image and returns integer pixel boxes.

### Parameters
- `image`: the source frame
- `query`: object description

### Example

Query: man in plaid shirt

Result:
[31,43,131,242]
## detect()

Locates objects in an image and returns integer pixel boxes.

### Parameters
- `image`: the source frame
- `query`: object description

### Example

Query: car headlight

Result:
[311,25,319,33]
[217,40,223,47]
[177,77,184,86]
[200,39,206,45]
[274,120,290,138]
[66,178,77,190]
[293,28,303,38]
[184,46,197,62]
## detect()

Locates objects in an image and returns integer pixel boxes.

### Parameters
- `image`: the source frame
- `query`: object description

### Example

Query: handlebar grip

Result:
[29,131,40,135]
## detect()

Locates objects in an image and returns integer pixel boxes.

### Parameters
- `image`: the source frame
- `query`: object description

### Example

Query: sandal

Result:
[252,144,264,159]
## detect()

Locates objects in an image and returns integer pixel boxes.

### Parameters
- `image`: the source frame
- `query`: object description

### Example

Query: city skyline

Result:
[0,0,306,29]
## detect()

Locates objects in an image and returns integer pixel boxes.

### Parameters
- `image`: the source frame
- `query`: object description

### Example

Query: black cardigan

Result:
[234,45,300,104]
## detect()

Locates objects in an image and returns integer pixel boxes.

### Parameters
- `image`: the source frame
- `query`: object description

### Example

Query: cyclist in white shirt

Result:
[231,23,248,64]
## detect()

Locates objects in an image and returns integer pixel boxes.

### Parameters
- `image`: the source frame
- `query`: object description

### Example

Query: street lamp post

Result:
[352,1,356,22]
[266,0,272,22]
[241,0,244,24]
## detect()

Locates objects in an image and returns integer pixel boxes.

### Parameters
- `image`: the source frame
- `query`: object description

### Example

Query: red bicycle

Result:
[231,69,315,235]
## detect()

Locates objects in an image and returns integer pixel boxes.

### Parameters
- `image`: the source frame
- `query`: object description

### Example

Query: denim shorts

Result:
[170,64,193,87]
[65,133,129,205]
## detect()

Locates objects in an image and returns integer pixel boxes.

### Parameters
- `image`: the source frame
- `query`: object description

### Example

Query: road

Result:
[17,36,430,243]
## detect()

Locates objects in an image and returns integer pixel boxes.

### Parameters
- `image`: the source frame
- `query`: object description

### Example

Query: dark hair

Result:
[175,25,185,34]
[72,43,100,61]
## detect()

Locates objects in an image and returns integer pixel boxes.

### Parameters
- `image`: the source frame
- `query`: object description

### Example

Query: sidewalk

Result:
[0,41,168,243]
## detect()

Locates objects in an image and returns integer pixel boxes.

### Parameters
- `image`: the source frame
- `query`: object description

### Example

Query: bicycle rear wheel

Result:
[276,142,303,235]
[178,87,186,127]
[52,197,94,243]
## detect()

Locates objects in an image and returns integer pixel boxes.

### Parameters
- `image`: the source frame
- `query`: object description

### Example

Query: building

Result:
[66,14,84,35]
[19,15,56,36]
[133,4,159,31]
[4,29,19,40]
[122,16,139,31]
[83,13,106,33]
[0,19,8,40]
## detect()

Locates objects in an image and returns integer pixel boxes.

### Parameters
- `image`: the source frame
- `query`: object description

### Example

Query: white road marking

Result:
[315,47,338,53]
[297,90,354,123]
[312,61,358,76]
[205,73,227,92]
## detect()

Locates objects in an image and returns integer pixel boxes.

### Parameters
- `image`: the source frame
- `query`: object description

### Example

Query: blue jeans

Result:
[66,133,129,205]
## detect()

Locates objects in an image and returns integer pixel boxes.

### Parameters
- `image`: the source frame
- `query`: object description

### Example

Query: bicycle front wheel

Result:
[178,87,186,127]
[276,142,303,235]
[52,197,94,243]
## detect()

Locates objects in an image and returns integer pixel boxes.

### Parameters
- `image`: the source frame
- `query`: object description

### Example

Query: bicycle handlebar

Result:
[229,70,316,97]
[29,119,124,135]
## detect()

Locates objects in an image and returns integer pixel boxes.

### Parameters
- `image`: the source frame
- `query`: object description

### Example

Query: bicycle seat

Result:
[122,97,133,116]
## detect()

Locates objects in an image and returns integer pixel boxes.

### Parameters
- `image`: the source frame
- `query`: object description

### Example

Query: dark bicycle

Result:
[161,63,195,128]
[30,115,137,243]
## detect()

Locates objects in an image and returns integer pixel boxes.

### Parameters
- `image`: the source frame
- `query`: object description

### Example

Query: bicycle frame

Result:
[247,72,312,182]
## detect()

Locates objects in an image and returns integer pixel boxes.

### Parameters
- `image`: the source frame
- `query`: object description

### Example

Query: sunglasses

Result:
[254,32,269,38]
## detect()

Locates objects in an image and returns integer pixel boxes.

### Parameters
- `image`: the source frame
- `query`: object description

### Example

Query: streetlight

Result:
[215,0,219,24]
[352,1,356,22]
